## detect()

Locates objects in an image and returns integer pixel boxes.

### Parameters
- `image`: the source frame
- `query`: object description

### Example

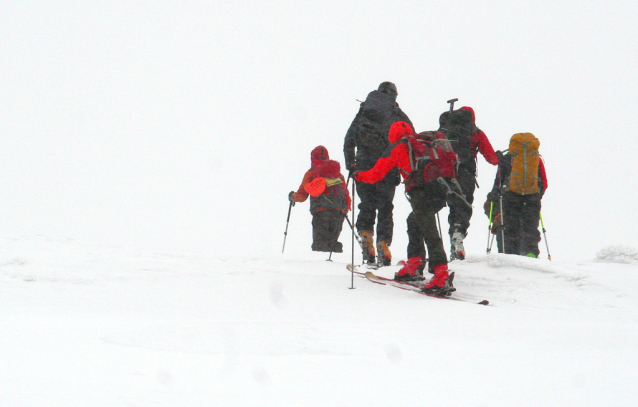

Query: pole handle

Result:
[447,98,458,113]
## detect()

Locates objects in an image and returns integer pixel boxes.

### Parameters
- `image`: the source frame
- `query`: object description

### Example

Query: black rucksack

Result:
[361,90,396,123]
[438,109,475,167]
[354,90,398,159]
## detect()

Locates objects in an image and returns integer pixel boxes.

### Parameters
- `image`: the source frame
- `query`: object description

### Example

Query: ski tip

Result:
[364,271,387,285]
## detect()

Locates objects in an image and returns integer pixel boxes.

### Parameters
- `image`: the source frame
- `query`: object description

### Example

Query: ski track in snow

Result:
[1,235,637,406]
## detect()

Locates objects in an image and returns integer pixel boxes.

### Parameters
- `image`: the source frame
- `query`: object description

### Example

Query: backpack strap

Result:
[437,178,472,208]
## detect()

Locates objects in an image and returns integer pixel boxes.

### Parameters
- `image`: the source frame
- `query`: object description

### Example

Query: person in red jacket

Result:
[485,133,548,257]
[354,122,455,294]
[289,146,351,253]
[437,106,499,260]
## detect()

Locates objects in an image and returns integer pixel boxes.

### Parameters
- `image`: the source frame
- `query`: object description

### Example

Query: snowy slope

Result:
[1,236,636,406]
[2,1,638,406]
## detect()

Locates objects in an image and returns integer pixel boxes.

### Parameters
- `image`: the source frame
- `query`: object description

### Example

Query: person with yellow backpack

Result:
[484,133,548,257]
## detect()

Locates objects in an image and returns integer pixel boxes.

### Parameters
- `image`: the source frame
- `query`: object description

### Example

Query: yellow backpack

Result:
[507,133,540,195]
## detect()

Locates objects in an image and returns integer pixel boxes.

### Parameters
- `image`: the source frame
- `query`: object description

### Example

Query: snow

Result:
[1,236,637,406]
[2,1,638,405]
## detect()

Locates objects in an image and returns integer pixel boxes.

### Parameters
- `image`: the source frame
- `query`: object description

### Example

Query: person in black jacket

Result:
[343,82,413,265]
[438,107,499,261]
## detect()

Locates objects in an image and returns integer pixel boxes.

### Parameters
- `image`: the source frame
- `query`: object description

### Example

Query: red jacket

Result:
[539,158,548,190]
[354,121,417,185]
[459,106,499,166]
[293,146,351,213]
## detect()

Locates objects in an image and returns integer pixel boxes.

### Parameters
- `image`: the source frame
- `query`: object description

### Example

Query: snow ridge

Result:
[596,245,638,264]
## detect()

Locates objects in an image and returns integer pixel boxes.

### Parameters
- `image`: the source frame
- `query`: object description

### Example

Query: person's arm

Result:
[292,170,313,202]
[343,106,363,171]
[486,155,510,202]
[539,157,548,192]
[355,145,401,184]
[473,130,499,165]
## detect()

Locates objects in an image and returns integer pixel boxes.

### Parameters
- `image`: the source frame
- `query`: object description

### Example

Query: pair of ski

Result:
[347,264,489,305]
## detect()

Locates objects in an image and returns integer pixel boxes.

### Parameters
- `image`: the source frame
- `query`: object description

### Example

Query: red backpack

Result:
[306,160,350,212]
[403,131,458,189]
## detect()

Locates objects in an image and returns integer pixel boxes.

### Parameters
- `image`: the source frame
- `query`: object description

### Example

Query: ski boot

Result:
[359,231,376,264]
[394,257,424,282]
[450,229,466,261]
[421,264,456,297]
[376,240,392,267]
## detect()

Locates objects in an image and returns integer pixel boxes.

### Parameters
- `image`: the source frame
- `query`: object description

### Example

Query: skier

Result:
[485,133,547,257]
[354,122,457,295]
[289,146,351,253]
[438,106,499,260]
[343,81,414,266]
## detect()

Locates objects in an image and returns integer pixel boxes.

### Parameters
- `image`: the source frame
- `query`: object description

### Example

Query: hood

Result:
[378,81,398,99]
[460,106,475,122]
[388,121,414,143]
[311,145,329,168]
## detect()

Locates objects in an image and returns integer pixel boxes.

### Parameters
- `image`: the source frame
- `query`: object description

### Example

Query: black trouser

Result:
[311,210,345,252]
[406,212,428,274]
[406,212,426,261]
[490,226,504,253]
[501,191,542,256]
[406,186,448,269]
[447,166,476,236]
[355,179,396,244]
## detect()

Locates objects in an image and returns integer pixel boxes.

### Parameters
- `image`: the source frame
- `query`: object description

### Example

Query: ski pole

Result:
[447,98,458,113]
[486,201,494,254]
[329,175,352,261]
[344,216,362,246]
[350,175,356,289]
[282,196,295,253]
[499,192,505,253]
[540,211,552,261]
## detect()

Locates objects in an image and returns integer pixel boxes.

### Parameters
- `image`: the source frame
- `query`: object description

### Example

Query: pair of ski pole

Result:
[281,176,360,254]
[281,175,357,289]
[485,201,552,260]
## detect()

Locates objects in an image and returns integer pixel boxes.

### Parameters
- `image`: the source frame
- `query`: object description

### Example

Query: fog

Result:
[1,1,636,260]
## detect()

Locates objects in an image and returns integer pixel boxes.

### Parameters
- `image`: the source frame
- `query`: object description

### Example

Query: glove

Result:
[288,191,296,206]
[483,200,493,217]
[495,150,504,161]
[490,214,502,234]
[347,163,357,177]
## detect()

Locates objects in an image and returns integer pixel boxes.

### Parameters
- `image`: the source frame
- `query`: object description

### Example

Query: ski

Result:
[347,264,489,305]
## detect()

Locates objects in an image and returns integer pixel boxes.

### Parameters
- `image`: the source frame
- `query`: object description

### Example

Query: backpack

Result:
[402,131,458,189]
[438,109,475,167]
[354,90,398,157]
[307,161,350,212]
[361,90,396,123]
[507,133,541,195]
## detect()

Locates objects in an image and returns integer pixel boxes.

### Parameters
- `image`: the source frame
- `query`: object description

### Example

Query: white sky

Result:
[1,1,637,260]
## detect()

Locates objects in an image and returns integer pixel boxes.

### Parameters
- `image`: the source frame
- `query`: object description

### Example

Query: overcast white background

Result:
[2,2,638,406]
[1,0,637,259]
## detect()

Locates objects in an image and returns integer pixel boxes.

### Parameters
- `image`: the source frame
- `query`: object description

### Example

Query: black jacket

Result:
[343,91,413,172]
